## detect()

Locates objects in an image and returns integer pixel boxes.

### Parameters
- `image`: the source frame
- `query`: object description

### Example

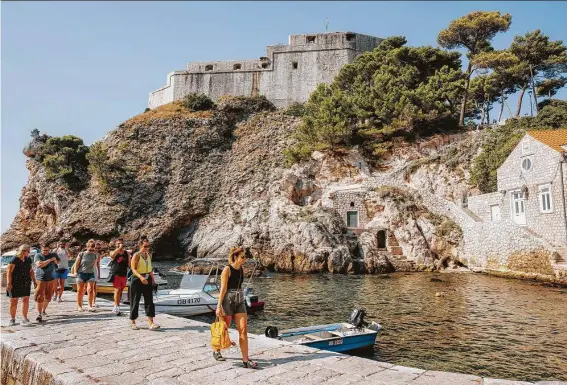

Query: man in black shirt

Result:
[109,238,130,315]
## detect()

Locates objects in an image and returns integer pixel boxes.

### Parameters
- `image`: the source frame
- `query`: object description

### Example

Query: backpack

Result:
[210,317,232,351]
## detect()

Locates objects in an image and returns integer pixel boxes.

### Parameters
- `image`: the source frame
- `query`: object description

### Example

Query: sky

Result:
[2,1,567,233]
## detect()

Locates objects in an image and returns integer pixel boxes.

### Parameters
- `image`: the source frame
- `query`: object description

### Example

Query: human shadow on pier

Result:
[221,350,343,370]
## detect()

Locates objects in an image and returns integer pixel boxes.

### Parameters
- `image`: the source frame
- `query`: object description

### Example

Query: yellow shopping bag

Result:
[211,317,232,351]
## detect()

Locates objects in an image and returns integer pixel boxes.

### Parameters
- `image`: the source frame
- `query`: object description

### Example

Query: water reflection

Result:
[157,263,566,382]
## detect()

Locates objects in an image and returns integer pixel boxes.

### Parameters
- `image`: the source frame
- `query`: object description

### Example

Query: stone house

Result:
[329,189,405,258]
[468,129,567,252]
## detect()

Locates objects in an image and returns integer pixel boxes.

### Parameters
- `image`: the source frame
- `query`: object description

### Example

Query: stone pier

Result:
[1,293,564,385]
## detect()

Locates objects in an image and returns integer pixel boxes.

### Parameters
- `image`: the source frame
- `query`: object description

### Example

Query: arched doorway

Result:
[377,230,386,249]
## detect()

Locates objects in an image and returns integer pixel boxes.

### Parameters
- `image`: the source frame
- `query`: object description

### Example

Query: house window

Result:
[539,184,553,213]
[350,202,355,208]
[306,36,316,43]
[521,157,532,172]
[292,62,298,69]
[521,140,530,155]
[233,63,242,70]
[205,65,213,71]
[346,211,358,228]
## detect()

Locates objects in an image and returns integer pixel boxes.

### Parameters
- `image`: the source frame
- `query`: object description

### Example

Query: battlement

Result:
[149,31,383,108]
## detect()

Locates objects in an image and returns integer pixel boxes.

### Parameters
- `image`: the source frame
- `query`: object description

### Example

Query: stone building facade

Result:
[148,32,383,109]
[468,129,567,250]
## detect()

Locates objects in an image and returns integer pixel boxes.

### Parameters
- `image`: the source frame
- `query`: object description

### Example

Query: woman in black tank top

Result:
[213,246,258,369]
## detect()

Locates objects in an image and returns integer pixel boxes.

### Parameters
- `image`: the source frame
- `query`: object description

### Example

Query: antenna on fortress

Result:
[325,17,329,32]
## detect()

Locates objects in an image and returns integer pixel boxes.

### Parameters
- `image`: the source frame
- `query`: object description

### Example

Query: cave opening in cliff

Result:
[152,228,191,260]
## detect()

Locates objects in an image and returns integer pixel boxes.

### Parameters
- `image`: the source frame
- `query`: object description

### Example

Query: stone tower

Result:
[148,32,383,109]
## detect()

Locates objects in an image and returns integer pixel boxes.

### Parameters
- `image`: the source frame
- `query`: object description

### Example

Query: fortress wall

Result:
[148,32,383,109]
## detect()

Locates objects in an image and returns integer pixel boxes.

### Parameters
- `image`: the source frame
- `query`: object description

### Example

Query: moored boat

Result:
[121,258,265,317]
[265,309,381,354]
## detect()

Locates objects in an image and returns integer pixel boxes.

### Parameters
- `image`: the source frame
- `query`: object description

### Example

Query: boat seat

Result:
[304,334,325,341]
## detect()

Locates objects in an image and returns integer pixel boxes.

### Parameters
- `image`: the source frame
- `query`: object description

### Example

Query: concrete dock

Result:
[1,293,565,385]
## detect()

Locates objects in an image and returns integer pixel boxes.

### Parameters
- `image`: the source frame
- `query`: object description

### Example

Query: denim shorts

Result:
[78,272,95,282]
[55,268,69,279]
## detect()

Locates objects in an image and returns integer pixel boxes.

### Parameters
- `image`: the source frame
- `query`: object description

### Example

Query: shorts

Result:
[78,273,95,282]
[55,269,69,279]
[221,290,247,316]
[34,280,55,302]
[7,283,31,298]
[113,275,127,289]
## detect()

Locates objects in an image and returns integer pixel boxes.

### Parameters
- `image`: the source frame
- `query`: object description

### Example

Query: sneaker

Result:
[36,314,43,322]
[8,319,17,326]
[87,306,96,312]
[21,318,32,326]
[42,311,48,317]
[57,297,63,303]
[77,307,84,312]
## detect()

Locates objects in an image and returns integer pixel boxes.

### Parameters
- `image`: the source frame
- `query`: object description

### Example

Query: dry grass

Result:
[123,101,213,127]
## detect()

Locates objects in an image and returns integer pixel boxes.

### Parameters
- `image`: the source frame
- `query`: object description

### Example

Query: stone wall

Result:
[148,32,383,109]
[467,192,503,222]
[329,189,369,229]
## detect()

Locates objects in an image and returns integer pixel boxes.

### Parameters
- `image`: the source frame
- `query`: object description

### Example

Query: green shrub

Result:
[284,102,306,117]
[31,135,89,188]
[182,93,215,111]
[86,142,111,190]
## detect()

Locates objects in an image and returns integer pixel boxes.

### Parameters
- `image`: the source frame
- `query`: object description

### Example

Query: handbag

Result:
[210,317,232,351]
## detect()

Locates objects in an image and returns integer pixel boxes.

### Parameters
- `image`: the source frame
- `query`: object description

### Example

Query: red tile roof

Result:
[527,129,567,153]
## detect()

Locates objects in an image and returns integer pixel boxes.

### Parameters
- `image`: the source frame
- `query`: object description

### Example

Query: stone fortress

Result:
[148,32,383,109]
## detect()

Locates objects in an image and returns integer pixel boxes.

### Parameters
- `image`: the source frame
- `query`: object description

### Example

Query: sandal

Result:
[149,323,161,331]
[242,360,258,369]
[131,324,140,330]
[213,352,226,361]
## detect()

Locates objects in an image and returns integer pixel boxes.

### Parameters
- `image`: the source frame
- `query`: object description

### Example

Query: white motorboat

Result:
[122,258,265,317]
[67,256,168,294]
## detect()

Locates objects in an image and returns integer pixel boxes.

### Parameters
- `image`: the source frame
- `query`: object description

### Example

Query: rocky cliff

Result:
[2,97,471,273]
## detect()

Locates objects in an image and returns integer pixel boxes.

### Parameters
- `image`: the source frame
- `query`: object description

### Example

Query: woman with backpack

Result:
[213,246,258,369]
[129,237,160,330]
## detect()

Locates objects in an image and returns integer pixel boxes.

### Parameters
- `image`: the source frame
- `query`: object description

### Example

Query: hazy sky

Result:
[2,1,567,233]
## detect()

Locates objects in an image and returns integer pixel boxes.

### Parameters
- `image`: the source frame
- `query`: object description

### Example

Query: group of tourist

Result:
[5,236,159,330]
[5,239,257,368]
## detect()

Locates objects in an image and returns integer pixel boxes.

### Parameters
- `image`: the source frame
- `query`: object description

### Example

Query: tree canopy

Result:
[437,11,512,127]
[285,37,465,164]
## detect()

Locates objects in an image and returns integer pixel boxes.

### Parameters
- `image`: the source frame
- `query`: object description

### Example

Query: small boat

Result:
[121,258,265,317]
[265,309,382,354]
[67,256,168,294]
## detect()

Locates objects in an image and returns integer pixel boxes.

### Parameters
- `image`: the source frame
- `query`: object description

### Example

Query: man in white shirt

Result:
[54,241,73,302]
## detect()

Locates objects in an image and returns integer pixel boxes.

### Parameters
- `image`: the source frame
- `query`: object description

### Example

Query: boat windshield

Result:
[100,257,112,267]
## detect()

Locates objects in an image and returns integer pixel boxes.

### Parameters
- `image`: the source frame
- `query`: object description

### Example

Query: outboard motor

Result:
[350,308,368,330]
[265,326,279,339]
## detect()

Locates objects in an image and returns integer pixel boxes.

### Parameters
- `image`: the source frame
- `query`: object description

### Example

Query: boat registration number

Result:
[329,339,344,346]
[177,298,201,305]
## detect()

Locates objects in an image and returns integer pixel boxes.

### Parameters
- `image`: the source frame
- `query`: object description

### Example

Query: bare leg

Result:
[9,298,18,320]
[36,301,44,315]
[114,287,123,307]
[22,297,30,319]
[234,313,249,362]
[77,282,85,308]
[57,278,65,299]
[87,282,95,307]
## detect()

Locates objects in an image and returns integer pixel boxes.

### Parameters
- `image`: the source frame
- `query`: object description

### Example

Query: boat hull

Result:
[278,322,380,355]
